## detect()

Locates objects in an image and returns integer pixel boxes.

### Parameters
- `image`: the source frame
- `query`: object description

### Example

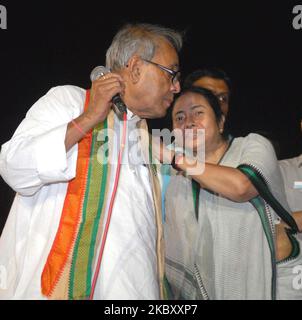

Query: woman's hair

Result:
[173,86,229,139]
[106,23,183,71]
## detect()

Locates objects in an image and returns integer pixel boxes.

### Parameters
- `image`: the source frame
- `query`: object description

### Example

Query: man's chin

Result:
[147,110,167,119]
[136,106,168,119]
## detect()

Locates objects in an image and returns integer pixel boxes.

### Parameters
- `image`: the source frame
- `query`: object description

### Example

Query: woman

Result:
[162,86,302,300]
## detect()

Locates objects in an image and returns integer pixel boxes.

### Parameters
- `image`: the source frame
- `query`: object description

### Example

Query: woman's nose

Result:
[185,115,196,129]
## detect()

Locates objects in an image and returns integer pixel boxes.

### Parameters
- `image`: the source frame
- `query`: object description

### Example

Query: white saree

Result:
[164,133,302,300]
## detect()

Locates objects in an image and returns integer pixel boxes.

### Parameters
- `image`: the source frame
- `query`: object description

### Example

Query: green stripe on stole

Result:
[237,165,277,300]
[69,120,109,299]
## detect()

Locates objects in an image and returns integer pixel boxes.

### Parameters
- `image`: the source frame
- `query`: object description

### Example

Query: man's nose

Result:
[171,80,181,93]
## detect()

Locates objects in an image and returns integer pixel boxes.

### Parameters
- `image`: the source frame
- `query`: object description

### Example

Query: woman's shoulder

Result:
[235,132,271,142]
[228,133,277,166]
[234,133,273,149]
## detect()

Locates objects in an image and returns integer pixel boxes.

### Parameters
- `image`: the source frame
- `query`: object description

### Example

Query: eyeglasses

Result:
[142,59,180,85]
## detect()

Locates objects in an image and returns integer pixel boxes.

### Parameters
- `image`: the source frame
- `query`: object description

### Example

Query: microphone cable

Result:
[89,111,127,299]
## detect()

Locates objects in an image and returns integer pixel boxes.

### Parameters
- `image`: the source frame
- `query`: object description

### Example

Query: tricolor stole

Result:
[41,90,114,299]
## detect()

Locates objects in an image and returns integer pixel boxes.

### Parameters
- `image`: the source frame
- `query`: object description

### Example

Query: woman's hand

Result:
[276,212,302,262]
[276,224,293,262]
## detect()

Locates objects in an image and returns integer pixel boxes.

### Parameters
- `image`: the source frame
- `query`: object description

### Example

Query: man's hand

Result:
[65,73,125,151]
[86,72,125,125]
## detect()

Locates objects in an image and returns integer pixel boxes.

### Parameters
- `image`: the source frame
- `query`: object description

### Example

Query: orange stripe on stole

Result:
[41,90,91,297]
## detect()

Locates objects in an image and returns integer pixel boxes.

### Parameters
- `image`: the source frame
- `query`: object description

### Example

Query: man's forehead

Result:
[194,77,229,93]
[154,39,179,66]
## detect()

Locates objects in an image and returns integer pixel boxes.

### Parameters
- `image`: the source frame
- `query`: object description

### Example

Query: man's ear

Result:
[126,55,143,84]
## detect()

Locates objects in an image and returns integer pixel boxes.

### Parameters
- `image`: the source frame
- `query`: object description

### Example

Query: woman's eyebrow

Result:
[174,104,207,116]
[190,105,206,111]
[174,110,185,116]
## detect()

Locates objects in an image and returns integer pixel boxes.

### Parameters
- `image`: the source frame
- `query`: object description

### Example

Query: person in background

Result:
[279,108,302,222]
[277,108,302,300]
[183,67,231,116]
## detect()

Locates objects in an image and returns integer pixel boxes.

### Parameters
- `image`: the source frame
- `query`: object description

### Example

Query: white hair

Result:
[106,23,183,71]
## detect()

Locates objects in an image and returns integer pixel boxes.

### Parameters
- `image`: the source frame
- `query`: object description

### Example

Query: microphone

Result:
[90,66,127,118]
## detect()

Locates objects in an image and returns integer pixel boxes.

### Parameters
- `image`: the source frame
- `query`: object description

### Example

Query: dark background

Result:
[0,0,302,234]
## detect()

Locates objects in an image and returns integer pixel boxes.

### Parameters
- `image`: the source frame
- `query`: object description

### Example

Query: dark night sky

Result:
[0,0,302,232]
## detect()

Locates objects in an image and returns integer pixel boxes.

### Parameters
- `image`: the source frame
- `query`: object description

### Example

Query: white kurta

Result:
[0,85,158,300]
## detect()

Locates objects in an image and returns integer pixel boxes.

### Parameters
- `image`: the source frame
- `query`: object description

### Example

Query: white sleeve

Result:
[0,85,86,196]
[239,133,290,212]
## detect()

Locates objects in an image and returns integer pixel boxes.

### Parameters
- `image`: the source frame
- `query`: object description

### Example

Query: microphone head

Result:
[90,66,111,82]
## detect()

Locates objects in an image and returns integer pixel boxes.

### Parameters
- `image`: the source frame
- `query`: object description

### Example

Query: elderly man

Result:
[0,23,182,300]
